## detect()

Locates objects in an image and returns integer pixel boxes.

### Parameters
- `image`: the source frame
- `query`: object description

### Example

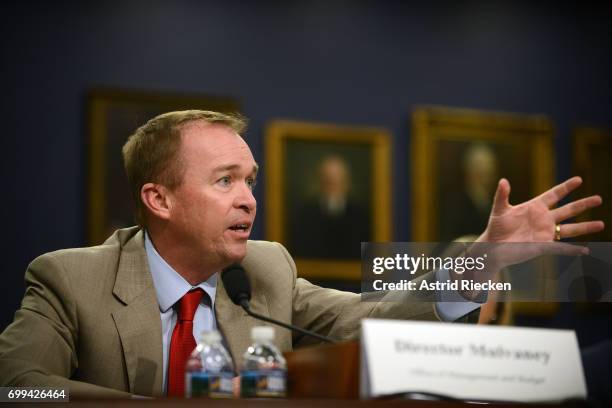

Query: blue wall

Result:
[2,1,611,330]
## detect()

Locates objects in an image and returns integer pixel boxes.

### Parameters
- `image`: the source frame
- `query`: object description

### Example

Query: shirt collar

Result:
[144,230,217,313]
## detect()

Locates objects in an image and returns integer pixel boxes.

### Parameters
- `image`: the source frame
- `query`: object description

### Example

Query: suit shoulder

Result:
[245,240,292,261]
[28,227,141,279]
[246,239,285,251]
[244,240,295,293]
[244,240,295,277]
[32,244,118,266]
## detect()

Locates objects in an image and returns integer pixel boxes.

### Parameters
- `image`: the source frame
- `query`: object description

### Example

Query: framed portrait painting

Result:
[573,126,612,242]
[410,106,555,242]
[265,120,392,280]
[410,106,557,319]
[88,88,240,245]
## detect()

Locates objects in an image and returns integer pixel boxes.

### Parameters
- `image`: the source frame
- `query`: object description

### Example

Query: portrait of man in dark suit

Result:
[290,155,371,259]
[438,141,532,241]
[265,120,392,280]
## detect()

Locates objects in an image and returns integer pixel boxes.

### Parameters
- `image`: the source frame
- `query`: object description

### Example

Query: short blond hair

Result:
[122,110,247,225]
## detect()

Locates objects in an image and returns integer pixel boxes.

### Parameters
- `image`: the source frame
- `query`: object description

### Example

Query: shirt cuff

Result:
[434,268,481,322]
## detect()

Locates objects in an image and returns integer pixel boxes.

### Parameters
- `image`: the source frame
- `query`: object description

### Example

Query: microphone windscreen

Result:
[221,263,251,305]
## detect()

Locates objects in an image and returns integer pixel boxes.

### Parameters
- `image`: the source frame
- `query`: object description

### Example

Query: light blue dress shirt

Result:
[144,232,218,394]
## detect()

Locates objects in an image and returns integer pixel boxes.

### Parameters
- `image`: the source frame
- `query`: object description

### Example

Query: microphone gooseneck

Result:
[221,263,335,344]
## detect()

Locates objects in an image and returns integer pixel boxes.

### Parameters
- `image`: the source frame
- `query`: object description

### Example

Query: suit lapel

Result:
[215,274,270,371]
[111,230,163,396]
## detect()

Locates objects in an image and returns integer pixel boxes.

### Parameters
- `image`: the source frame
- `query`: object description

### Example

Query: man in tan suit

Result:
[0,111,604,397]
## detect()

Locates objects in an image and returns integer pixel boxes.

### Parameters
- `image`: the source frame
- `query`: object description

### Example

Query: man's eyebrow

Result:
[212,163,259,175]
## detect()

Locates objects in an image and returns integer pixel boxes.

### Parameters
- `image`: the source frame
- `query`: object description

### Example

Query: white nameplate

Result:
[360,319,586,402]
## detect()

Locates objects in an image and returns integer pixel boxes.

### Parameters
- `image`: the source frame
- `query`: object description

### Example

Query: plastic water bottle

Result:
[185,330,234,398]
[240,326,287,398]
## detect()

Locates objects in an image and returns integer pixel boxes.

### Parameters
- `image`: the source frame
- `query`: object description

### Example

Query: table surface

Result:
[62,397,590,408]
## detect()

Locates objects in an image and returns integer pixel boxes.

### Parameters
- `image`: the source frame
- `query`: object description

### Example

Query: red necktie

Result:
[167,288,204,397]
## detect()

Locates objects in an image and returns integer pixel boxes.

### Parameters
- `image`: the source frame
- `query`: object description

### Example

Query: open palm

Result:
[459,177,605,285]
[479,177,604,243]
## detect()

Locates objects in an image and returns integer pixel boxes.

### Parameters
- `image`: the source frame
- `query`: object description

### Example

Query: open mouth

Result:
[228,223,250,232]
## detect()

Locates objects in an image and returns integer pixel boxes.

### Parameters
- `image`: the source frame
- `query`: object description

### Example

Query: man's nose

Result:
[234,183,257,213]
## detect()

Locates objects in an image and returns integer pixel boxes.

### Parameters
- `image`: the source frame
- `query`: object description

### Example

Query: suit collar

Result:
[112,228,153,305]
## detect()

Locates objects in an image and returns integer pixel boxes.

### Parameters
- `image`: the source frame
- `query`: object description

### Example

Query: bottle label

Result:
[186,372,234,398]
[240,369,286,398]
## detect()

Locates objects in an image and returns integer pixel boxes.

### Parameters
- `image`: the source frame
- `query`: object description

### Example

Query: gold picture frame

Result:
[573,126,612,242]
[411,106,555,242]
[265,120,392,280]
[88,88,240,245]
[411,106,557,320]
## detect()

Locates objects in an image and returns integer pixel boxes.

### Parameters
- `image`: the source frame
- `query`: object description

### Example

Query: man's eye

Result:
[218,176,231,186]
[247,178,257,190]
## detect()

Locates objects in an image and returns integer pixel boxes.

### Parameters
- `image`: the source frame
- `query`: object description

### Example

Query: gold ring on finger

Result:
[555,224,562,241]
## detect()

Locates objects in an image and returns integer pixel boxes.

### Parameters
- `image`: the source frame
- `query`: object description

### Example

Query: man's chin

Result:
[223,244,248,265]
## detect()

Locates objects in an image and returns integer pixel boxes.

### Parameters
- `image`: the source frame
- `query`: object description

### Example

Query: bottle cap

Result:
[200,330,222,343]
[251,326,275,341]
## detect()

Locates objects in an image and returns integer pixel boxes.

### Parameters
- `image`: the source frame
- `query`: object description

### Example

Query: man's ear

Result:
[141,183,172,220]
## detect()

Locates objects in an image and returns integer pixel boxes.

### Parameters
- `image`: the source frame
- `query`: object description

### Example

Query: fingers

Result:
[552,195,602,222]
[538,176,582,208]
[490,178,511,215]
[560,220,605,238]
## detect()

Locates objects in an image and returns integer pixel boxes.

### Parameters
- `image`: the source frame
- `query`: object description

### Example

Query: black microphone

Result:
[221,263,335,344]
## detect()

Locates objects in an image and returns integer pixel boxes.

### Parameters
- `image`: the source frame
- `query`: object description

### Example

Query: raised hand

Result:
[478,176,604,243]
